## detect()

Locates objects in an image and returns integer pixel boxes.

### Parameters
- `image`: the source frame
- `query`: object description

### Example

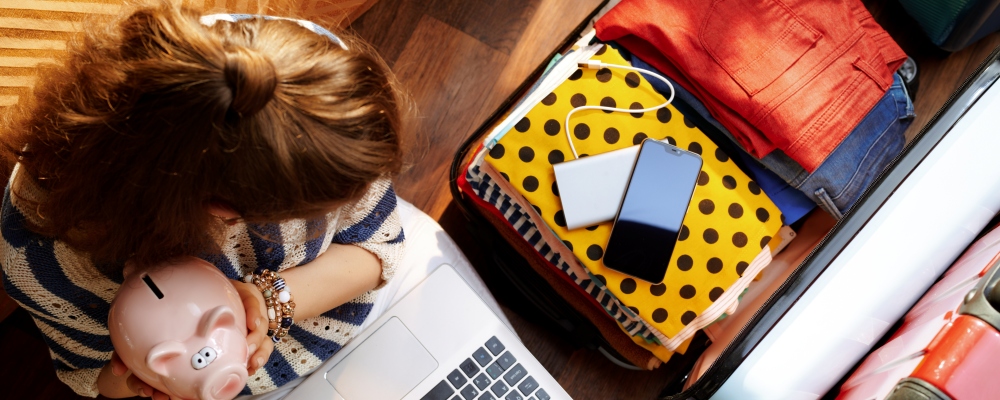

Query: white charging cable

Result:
[564,60,675,159]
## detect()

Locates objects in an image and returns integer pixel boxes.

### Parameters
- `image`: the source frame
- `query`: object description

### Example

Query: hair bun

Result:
[223,47,277,118]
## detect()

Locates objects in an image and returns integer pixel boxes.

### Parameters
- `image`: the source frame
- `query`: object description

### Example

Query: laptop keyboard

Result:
[421,336,552,400]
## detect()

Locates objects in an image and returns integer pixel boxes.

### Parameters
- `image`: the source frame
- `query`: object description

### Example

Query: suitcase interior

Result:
[448,4,1000,398]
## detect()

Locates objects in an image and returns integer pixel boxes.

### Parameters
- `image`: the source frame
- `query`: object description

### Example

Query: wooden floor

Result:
[3,0,1000,399]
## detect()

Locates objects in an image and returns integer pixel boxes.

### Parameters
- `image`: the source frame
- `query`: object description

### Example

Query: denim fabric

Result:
[628,54,817,225]
[629,53,914,219]
[761,73,914,218]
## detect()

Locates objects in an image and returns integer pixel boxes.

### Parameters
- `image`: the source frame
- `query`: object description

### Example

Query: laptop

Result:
[286,264,571,400]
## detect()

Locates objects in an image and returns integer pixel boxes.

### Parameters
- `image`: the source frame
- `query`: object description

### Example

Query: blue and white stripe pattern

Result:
[0,169,403,397]
[465,163,660,344]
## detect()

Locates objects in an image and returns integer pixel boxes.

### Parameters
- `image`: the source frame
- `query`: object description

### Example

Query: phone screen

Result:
[603,139,703,283]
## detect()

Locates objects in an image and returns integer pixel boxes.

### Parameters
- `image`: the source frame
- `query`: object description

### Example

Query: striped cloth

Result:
[464,162,663,345]
[0,165,404,397]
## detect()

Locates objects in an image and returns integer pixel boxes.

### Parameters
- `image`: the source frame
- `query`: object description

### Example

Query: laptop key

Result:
[485,362,505,379]
[518,377,538,395]
[478,393,496,400]
[472,347,492,367]
[503,364,527,386]
[460,384,479,400]
[535,388,550,400]
[460,358,480,378]
[473,373,491,390]
[496,351,517,370]
[491,381,509,397]
[505,391,524,400]
[421,380,454,400]
[485,336,505,356]
[448,369,468,389]
[451,396,461,400]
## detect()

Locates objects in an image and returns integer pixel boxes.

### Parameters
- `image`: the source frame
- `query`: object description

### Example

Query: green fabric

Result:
[899,0,977,45]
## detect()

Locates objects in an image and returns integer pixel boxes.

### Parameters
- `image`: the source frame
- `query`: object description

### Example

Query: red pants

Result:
[596,0,906,171]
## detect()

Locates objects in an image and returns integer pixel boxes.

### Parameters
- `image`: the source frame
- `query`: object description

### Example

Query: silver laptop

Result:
[287,264,571,400]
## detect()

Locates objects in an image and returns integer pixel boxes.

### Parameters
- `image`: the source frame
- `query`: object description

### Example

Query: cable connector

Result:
[578,60,603,70]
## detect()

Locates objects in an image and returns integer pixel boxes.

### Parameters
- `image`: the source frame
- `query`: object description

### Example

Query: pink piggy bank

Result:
[108,257,249,400]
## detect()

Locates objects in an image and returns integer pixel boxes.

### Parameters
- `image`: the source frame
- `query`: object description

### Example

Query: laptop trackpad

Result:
[326,317,438,399]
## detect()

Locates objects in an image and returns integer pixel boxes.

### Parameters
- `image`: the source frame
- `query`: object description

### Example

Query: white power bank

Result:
[552,145,640,230]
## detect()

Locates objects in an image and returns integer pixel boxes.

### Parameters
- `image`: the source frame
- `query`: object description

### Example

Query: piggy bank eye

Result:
[191,346,218,370]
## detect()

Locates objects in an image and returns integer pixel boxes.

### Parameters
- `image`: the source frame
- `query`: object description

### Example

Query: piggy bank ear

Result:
[146,341,187,377]
[197,306,238,337]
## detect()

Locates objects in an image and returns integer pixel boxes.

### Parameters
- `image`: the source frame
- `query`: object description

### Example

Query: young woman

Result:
[0,2,408,398]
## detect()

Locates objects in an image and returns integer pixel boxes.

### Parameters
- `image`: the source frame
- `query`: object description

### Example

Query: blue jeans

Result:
[632,50,914,219]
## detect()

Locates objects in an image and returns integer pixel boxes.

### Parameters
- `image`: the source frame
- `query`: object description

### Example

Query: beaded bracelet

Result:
[244,268,295,343]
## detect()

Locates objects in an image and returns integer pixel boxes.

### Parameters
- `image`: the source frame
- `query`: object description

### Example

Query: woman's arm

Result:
[279,243,382,320]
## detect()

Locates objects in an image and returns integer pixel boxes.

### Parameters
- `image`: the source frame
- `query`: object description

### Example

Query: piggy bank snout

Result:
[200,364,248,400]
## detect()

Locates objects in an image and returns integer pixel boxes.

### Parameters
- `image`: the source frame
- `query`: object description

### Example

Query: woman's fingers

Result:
[110,352,127,376]
[249,336,275,375]
[126,374,156,397]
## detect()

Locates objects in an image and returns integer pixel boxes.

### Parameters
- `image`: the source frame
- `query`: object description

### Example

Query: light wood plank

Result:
[0,16,81,32]
[0,94,19,106]
[0,56,58,68]
[0,37,66,50]
[0,75,37,88]
[0,0,120,14]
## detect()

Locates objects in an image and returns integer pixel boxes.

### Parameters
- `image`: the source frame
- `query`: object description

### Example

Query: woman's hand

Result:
[97,352,169,399]
[233,279,274,376]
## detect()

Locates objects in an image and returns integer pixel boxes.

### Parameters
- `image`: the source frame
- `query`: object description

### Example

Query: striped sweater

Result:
[0,165,404,397]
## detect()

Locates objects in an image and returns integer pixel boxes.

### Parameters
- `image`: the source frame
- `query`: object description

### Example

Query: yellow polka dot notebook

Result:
[484,43,784,350]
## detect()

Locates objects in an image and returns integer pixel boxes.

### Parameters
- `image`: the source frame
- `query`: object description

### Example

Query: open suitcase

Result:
[448,2,1000,398]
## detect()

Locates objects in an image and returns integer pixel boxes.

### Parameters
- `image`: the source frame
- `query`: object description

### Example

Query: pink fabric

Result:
[596,0,907,171]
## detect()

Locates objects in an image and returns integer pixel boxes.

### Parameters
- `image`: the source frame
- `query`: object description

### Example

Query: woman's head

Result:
[0,1,404,267]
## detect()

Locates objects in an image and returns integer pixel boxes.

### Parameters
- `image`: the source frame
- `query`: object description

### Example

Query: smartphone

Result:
[603,139,703,283]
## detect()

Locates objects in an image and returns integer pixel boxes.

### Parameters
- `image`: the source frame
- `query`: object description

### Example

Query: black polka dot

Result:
[594,273,605,285]
[709,287,725,301]
[600,96,616,113]
[722,175,737,189]
[553,210,566,227]
[698,199,715,215]
[748,181,762,195]
[652,308,668,323]
[603,127,620,144]
[574,123,590,140]
[656,108,672,123]
[500,172,510,181]
[703,228,719,244]
[543,119,560,136]
[780,213,787,224]
[683,114,696,128]
[697,171,709,186]
[489,143,505,159]
[563,240,573,251]
[585,225,599,231]
[760,236,772,249]
[629,102,644,118]
[620,278,637,294]
[707,257,723,274]
[756,208,770,223]
[570,93,587,107]
[664,136,677,146]
[729,203,744,218]
[586,244,604,261]
[715,148,730,162]
[552,181,560,196]
[679,285,696,299]
[736,261,749,276]
[627,306,639,315]
[518,146,534,162]
[595,44,608,55]
[633,132,648,145]
[522,176,539,192]
[688,142,703,155]
[681,311,697,325]
[732,232,748,248]
[541,92,557,106]
[595,68,612,82]
[678,225,690,241]
[532,205,542,217]
[548,149,565,165]
[676,255,693,271]
[650,283,666,296]
[568,69,583,80]
[625,72,641,88]
[580,154,588,157]
[514,117,531,132]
